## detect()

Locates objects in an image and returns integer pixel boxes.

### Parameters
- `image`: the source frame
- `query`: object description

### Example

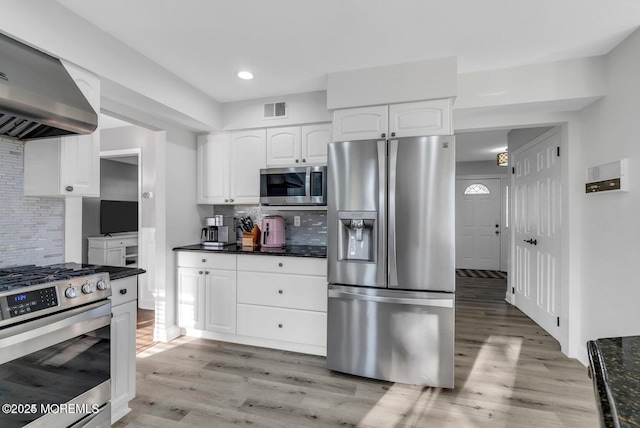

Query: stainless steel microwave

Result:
[260,166,327,206]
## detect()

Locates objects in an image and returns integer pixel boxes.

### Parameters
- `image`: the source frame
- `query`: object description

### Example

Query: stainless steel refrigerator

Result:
[327,136,455,388]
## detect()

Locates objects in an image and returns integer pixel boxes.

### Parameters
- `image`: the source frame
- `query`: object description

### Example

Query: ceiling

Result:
[56,1,640,163]
[56,0,640,104]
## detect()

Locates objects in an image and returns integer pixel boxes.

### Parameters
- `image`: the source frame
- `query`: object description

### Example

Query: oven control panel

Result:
[1,286,59,318]
[0,273,111,328]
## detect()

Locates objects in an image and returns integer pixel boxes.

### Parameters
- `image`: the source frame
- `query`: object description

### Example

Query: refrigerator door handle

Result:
[328,289,454,308]
[377,139,387,287]
[388,139,399,287]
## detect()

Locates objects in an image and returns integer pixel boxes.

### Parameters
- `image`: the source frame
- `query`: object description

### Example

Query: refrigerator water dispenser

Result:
[337,212,377,262]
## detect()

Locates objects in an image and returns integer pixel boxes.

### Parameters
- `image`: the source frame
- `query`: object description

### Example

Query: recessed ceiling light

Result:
[237,71,254,80]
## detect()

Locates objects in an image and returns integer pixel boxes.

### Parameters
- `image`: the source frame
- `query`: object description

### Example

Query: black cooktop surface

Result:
[0,265,98,291]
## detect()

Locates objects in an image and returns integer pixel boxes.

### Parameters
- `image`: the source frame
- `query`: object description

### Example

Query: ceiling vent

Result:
[263,102,287,120]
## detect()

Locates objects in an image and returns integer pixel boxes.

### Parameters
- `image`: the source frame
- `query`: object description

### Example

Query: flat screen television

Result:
[100,200,138,235]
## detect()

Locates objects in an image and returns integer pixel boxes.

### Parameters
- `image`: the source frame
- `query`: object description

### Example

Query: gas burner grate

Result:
[0,265,98,289]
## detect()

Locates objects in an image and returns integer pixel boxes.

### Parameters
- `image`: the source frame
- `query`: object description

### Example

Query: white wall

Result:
[327,57,457,110]
[456,160,509,176]
[578,29,640,347]
[221,91,331,130]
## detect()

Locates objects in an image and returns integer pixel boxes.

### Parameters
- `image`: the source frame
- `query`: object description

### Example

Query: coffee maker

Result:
[201,215,235,248]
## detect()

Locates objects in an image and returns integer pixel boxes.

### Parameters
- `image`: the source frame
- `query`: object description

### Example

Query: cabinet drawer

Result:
[237,271,327,312]
[177,252,237,270]
[237,304,326,347]
[237,255,326,276]
[110,276,138,307]
[106,237,138,248]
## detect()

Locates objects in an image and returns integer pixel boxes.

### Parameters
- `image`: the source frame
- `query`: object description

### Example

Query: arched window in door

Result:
[463,183,491,195]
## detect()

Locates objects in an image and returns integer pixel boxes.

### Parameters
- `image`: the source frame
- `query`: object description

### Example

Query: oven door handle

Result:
[0,300,111,365]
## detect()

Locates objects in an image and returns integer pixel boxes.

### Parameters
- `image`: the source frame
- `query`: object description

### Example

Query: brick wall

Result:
[0,138,64,268]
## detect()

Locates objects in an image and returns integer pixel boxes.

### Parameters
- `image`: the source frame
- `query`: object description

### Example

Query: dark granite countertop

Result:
[173,244,327,258]
[48,262,146,280]
[587,336,640,428]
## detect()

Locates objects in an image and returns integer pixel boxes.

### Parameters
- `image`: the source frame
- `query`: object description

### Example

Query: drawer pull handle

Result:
[278,289,283,294]
[278,324,283,328]
[205,271,209,274]
[202,259,206,262]
[119,289,127,295]
[278,263,283,267]
[199,271,204,275]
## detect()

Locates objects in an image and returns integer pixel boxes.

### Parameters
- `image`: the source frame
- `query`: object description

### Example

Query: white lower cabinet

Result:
[176,251,328,355]
[237,304,326,347]
[110,276,138,424]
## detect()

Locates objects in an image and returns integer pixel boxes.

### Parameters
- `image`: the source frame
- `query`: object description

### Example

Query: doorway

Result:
[455,178,502,270]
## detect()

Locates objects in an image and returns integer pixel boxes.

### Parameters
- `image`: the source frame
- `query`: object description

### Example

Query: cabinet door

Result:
[106,247,126,267]
[205,269,237,334]
[197,133,230,204]
[60,63,101,197]
[266,127,301,167]
[333,105,388,142]
[111,300,136,423]
[230,129,265,204]
[301,124,331,165]
[177,267,205,329]
[388,99,452,137]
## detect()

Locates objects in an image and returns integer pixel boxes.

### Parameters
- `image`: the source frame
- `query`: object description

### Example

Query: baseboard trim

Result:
[155,324,181,343]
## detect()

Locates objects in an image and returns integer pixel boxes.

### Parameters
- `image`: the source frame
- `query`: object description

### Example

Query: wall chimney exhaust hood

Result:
[0,33,97,141]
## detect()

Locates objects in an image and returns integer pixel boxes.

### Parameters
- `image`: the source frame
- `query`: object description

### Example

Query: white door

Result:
[332,105,388,141]
[301,124,331,165]
[513,131,561,340]
[388,99,452,137]
[205,269,237,334]
[455,178,502,270]
[177,267,205,330]
[197,133,229,204]
[230,129,265,204]
[266,127,301,167]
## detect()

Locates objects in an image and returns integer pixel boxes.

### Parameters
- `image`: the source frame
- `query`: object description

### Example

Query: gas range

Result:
[0,265,111,329]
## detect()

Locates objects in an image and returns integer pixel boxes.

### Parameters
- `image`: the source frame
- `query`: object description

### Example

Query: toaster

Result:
[261,215,286,248]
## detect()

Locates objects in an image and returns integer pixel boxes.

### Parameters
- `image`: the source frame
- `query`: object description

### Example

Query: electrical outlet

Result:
[294,216,300,227]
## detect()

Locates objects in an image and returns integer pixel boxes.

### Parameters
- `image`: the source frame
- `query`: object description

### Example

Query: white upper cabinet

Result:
[333,99,452,142]
[388,99,452,138]
[231,130,266,204]
[333,105,388,142]
[301,124,332,165]
[266,123,331,167]
[266,127,301,167]
[197,133,229,204]
[197,129,265,205]
[23,63,100,197]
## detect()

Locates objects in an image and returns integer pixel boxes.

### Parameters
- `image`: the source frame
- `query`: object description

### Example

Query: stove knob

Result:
[65,287,77,298]
[81,283,94,294]
[96,280,108,291]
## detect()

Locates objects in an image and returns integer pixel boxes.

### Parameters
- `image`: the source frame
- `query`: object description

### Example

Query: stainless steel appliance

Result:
[0,266,112,427]
[260,166,327,206]
[201,216,235,248]
[0,33,97,141]
[327,136,455,388]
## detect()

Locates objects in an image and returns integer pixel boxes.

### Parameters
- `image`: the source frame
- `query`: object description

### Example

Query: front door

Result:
[455,178,502,270]
[513,130,562,340]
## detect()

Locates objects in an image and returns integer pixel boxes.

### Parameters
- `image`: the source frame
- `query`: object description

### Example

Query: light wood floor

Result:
[115,277,598,427]
[136,308,157,354]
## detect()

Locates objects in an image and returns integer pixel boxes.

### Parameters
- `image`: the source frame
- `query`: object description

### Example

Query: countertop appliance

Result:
[327,135,455,388]
[261,215,286,248]
[260,166,327,206]
[0,265,112,428]
[0,33,97,141]
[201,216,235,248]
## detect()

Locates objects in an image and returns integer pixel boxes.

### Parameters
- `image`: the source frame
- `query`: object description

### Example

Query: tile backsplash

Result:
[210,205,327,246]
[0,138,64,268]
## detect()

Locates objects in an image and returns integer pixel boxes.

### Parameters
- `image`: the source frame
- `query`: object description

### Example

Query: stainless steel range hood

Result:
[0,33,97,141]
